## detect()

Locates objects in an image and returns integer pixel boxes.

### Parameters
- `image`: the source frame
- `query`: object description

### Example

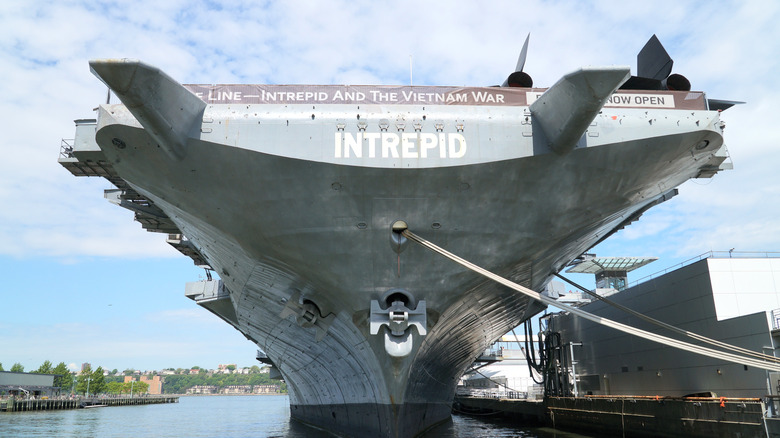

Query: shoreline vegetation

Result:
[1,361,286,396]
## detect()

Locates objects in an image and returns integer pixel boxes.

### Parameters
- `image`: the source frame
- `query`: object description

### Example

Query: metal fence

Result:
[629,251,780,288]
[455,385,543,400]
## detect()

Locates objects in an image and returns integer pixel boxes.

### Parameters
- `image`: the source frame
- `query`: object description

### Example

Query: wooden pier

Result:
[1,395,178,412]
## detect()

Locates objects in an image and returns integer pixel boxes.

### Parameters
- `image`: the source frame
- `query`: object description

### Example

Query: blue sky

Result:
[2,0,779,372]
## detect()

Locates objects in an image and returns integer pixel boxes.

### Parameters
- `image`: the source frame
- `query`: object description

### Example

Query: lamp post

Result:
[85,376,92,397]
[130,380,134,398]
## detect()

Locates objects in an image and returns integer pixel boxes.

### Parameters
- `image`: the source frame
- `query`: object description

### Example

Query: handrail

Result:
[576,394,762,402]
[629,250,780,288]
[60,139,74,159]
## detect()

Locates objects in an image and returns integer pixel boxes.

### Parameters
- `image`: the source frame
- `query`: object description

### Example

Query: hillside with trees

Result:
[4,360,285,395]
[162,371,284,394]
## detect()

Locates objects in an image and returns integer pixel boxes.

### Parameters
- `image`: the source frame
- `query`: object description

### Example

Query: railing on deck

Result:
[456,385,543,400]
[628,251,780,288]
[60,139,74,159]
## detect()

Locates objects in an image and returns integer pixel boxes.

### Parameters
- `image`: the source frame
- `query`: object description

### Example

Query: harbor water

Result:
[0,395,591,437]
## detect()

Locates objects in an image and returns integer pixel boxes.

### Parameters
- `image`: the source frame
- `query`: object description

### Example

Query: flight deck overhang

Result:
[59,118,211,267]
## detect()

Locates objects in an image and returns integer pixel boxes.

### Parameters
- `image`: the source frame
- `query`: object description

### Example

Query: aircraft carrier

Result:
[59,37,733,436]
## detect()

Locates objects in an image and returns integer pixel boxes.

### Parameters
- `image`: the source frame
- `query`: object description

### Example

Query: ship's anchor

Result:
[369,289,427,357]
[280,289,335,342]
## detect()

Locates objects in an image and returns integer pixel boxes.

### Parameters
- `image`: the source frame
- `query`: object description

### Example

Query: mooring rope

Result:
[554,273,780,364]
[400,228,780,373]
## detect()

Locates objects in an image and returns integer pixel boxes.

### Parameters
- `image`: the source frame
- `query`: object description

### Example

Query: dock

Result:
[0,395,179,412]
[454,394,780,437]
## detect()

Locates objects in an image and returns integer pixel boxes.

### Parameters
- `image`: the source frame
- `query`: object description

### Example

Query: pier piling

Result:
[1,395,179,412]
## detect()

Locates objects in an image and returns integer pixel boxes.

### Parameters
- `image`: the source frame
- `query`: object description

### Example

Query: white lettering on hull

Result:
[335,132,467,159]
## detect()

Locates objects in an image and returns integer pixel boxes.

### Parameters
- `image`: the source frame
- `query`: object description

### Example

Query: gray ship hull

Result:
[61,60,730,437]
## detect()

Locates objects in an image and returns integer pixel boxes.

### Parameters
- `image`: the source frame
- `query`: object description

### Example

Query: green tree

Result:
[10,363,24,372]
[106,381,123,394]
[134,381,149,394]
[52,362,72,392]
[120,380,149,395]
[90,366,106,394]
[111,369,118,375]
[76,364,92,395]
[34,360,54,374]
[0,362,4,371]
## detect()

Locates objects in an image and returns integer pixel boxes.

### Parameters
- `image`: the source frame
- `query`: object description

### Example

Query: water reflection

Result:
[0,396,593,438]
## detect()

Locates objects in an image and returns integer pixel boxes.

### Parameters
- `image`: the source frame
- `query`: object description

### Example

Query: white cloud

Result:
[1,0,779,370]
[0,1,775,263]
